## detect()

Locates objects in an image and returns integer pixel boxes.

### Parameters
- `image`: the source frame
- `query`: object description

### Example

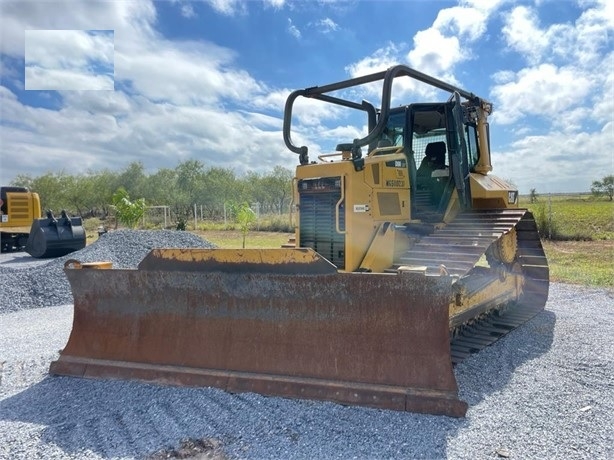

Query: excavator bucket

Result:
[50,248,468,417]
[26,210,86,258]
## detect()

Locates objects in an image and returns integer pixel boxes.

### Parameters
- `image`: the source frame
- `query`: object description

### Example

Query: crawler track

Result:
[449,302,544,364]
[396,209,529,276]
[395,209,549,364]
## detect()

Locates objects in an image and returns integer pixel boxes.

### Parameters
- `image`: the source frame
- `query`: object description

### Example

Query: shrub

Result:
[534,203,560,240]
[112,188,146,229]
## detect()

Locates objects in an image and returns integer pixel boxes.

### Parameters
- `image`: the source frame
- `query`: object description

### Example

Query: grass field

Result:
[518,195,613,288]
[194,230,292,249]
[521,194,614,240]
[541,240,613,287]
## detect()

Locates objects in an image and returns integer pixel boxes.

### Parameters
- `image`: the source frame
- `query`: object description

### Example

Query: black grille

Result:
[299,188,345,269]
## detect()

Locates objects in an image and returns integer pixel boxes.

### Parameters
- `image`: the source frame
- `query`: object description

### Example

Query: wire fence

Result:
[142,202,290,230]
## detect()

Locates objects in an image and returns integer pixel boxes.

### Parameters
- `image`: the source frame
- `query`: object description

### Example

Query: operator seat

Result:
[416,141,447,190]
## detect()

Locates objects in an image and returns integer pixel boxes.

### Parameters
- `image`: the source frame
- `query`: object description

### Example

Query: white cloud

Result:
[181,4,196,18]
[345,43,400,77]
[25,66,114,90]
[345,0,503,95]
[344,44,440,106]
[502,2,613,66]
[206,0,245,16]
[337,0,612,194]
[264,0,285,9]
[115,40,263,105]
[345,43,463,107]
[493,126,613,193]
[490,64,593,125]
[25,30,114,69]
[407,28,464,76]
[573,0,613,65]
[0,0,282,182]
[0,1,156,57]
[490,1,613,193]
[315,17,339,34]
[462,0,506,14]
[432,6,488,42]
[589,58,614,124]
[287,18,301,39]
[24,30,114,90]
[60,89,132,114]
[290,96,345,127]
[251,88,290,112]
[502,6,572,65]
[1,0,611,195]
[405,0,501,76]
[0,82,289,176]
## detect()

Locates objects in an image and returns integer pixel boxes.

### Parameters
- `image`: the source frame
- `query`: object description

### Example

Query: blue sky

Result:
[0,0,612,193]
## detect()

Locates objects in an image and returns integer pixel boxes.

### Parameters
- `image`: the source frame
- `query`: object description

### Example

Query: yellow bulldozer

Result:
[50,65,548,417]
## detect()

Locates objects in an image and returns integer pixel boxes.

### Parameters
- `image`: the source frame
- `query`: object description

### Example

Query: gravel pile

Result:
[0,231,612,459]
[0,230,216,313]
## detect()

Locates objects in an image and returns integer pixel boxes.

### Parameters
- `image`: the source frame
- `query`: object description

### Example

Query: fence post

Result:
[251,202,261,231]
[548,193,552,240]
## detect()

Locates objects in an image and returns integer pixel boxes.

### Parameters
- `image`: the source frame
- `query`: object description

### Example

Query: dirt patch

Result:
[147,437,226,459]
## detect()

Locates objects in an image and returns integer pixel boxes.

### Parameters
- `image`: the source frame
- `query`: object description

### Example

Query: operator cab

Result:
[378,103,482,221]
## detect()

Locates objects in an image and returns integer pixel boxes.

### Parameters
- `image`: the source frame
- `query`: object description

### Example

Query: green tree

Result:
[117,161,147,197]
[62,174,95,216]
[243,166,292,214]
[112,187,146,229]
[529,188,539,203]
[228,202,256,248]
[7,161,295,223]
[264,166,293,213]
[141,168,178,206]
[171,160,206,223]
[201,167,240,218]
[10,174,34,190]
[591,175,614,201]
[176,159,206,202]
[88,169,120,217]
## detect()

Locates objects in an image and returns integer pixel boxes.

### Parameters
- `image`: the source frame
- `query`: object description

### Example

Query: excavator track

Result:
[395,209,549,365]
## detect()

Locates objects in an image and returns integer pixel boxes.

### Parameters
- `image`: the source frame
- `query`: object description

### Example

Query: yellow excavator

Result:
[0,186,42,252]
[50,65,548,417]
[0,186,86,257]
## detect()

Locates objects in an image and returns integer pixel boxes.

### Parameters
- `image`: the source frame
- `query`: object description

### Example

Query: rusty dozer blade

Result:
[50,248,468,417]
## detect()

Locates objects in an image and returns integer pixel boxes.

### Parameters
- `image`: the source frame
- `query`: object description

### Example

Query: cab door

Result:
[447,92,472,210]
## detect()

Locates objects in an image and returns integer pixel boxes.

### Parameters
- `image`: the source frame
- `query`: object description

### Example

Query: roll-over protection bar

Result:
[283,64,488,169]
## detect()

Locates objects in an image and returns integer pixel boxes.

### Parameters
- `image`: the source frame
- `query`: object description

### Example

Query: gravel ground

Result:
[0,230,612,459]
[0,230,216,313]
